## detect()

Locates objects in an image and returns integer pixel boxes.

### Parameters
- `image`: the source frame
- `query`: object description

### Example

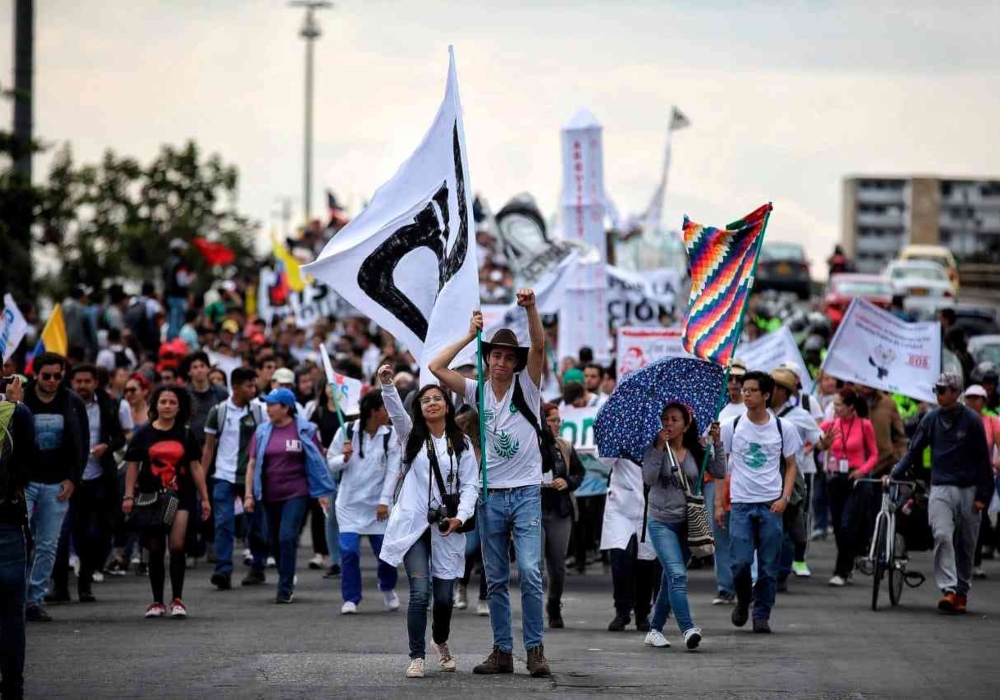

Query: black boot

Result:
[607,611,630,632]
[547,599,564,629]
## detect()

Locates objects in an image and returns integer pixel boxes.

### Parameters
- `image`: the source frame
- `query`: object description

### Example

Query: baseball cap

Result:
[562,368,585,385]
[273,367,295,386]
[729,358,747,377]
[262,388,297,409]
[221,319,240,334]
[964,384,988,399]
[935,372,963,392]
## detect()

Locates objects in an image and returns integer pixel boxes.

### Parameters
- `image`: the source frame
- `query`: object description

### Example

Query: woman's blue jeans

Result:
[647,518,695,634]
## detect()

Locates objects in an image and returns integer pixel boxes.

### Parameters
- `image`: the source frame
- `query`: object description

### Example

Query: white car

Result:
[884,260,955,301]
[969,335,1000,367]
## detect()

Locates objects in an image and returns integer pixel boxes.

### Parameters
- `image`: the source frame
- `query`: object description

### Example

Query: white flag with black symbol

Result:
[303,48,479,382]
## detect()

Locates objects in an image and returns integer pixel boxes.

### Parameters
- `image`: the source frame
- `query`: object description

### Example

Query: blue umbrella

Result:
[594,356,726,463]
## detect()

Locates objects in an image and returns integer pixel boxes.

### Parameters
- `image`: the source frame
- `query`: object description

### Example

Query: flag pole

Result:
[476,329,488,496]
[327,377,349,441]
[695,204,773,492]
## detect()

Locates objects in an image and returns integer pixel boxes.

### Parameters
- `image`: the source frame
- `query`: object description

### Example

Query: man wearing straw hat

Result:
[430,289,551,678]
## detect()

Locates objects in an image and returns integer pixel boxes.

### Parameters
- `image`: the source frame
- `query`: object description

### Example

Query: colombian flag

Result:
[271,233,306,293]
[26,303,68,374]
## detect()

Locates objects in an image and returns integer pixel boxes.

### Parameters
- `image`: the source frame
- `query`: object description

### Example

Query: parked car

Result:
[969,335,1000,366]
[823,274,895,327]
[755,242,811,299]
[884,260,954,301]
[909,303,1000,338]
[896,244,960,295]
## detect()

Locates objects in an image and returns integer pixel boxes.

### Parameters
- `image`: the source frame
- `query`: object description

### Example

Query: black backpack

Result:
[733,414,805,505]
[345,420,392,459]
[477,374,556,474]
[113,347,131,370]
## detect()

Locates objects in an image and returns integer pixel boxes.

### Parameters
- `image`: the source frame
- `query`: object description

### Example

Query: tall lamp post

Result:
[290,1,332,223]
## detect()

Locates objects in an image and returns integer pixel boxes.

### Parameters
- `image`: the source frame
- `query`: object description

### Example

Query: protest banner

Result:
[258,267,361,329]
[734,325,806,374]
[822,298,941,403]
[0,294,28,363]
[607,266,680,328]
[557,405,599,453]
[320,344,363,415]
[575,453,612,498]
[616,326,689,377]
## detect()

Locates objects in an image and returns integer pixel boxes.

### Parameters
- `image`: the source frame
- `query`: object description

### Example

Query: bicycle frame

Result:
[856,479,916,565]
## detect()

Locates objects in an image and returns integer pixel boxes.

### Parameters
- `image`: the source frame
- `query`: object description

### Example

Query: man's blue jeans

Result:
[478,485,544,653]
[647,519,695,634]
[704,480,734,596]
[263,497,309,597]
[166,296,187,341]
[0,524,27,699]
[339,533,397,604]
[25,482,70,607]
[212,479,267,576]
[730,502,783,620]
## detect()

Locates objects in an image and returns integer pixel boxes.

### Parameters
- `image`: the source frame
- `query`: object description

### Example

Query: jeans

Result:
[827,475,867,578]
[339,533,397,603]
[704,480,734,596]
[928,485,981,595]
[730,502,783,620]
[478,485,545,653]
[647,519,694,634]
[0,524,27,699]
[541,510,572,607]
[461,526,488,601]
[166,296,187,341]
[403,529,455,660]
[212,479,267,576]
[25,482,70,607]
[609,535,661,622]
[263,497,309,597]
[324,495,340,566]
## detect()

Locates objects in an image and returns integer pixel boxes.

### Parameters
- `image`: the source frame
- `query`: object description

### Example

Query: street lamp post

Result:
[290,1,332,223]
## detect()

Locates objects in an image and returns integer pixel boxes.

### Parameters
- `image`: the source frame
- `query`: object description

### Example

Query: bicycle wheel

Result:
[889,533,907,606]
[871,518,888,611]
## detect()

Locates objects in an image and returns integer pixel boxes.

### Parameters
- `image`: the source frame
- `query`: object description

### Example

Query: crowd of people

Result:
[1,264,999,696]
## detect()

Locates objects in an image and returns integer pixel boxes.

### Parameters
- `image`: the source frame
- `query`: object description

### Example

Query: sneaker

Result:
[810,528,827,541]
[144,603,166,618]
[455,584,468,610]
[44,590,71,604]
[276,592,295,604]
[308,553,324,570]
[644,630,670,648]
[525,645,551,678]
[341,601,358,615]
[323,564,341,579]
[91,571,105,583]
[473,646,514,674]
[70,554,80,576]
[241,570,266,586]
[731,604,749,628]
[955,593,968,614]
[243,549,253,566]
[405,658,425,678]
[938,591,957,614]
[791,561,811,578]
[476,600,490,616]
[752,618,771,634]
[210,572,232,591]
[712,591,735,605]
[78,591,97,603]
[433,641,457,672]
[608,613,631,632]
[683,627,703,650]
[169,599,188,618]
[973,567,986,579]
[636,618,651,632]
[383,590,400,611]
[105,560,127,577]
[266,556,277,569]
[26,605,53,622]
[828,575,847,587]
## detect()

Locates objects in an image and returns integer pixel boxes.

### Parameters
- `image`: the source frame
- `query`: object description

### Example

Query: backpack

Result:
[124,300,155,348]
[345,420,391,460]
[734,414,805,505]
[113,347,131,370]
[476,373,556,474]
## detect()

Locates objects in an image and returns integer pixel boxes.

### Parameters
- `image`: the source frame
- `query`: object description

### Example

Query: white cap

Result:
[964,384,988,399]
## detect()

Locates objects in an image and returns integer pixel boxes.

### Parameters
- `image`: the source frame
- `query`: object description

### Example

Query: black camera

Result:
[427,504,450,533]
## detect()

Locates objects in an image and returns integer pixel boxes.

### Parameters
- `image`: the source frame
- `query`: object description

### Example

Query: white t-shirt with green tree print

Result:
[463,373,542,489]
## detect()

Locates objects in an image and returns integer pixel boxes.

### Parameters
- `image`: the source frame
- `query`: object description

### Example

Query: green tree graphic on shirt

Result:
[492,430,520,459]
[745,443,767,470]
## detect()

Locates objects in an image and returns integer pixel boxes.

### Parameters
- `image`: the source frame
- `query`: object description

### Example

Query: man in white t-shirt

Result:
[717,371,801,634]
[431,289,551,678]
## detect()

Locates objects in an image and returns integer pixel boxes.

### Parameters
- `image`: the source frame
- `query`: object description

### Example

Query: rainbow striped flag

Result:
[681,203,772,365]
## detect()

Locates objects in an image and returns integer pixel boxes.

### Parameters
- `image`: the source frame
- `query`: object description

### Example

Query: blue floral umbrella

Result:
[594,356,726,463]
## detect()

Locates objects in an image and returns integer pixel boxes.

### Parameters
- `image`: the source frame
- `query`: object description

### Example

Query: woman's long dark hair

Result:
[148,385,192,427]
[357,389,384,459]
[404,384,467,466]
[661,401,705,467]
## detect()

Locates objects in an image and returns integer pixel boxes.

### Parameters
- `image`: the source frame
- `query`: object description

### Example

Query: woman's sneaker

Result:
[476,600,490,616]
[684,627,702,650]
[644,630,670,648]
[405,658,425,678]
[433,642,457,672]
[308,554,325,570]
[145,603,166,618]
[383,590,400,611]
[828,575,847,587]
[169,599,188,618]
[455,584,468,610]
[341,601,358,614]
[712,591,735,605]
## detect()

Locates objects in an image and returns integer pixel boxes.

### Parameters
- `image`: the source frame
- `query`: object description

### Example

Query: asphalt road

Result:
[24,536,1000,699]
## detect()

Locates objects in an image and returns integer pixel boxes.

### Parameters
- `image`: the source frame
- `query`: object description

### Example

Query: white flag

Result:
[0,294,28,363]
[303,48,478,383]
[320,345,363,415]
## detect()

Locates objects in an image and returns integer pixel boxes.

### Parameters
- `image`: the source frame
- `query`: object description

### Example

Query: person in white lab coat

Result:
[377,365,478,680]
[599,458,662,633]
[327,389,401,615]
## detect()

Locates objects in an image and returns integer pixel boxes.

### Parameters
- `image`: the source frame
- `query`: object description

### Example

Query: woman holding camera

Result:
[376,364,477,679]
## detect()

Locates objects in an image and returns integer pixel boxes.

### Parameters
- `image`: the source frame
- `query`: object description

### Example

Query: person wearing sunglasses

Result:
[886,372,994,614]
[21,353,89,622]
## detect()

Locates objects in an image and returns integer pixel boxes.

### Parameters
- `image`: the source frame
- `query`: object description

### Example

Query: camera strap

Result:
[425,436,453,502]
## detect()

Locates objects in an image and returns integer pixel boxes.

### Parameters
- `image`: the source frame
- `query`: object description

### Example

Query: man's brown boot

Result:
[526,645,551,678]
[473,646,514,675]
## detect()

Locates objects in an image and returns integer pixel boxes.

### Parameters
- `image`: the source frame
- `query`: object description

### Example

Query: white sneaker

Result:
[308,553,324,570]
[433,641,457,672]
[70,555,80,576]
[91,571,104,583]
[266,556,277,569]
[383,590,400,611]
[242,549,253,566]
[455,584,468,610]
[828,575,846,587]
[341,601,358,614]
[644,630,670,648]
[476,600,490,616]
[405,658,425,678]
[683,627,702,650]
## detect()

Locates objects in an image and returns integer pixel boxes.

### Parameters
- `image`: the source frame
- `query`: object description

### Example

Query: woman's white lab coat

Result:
[599,457,656,561]
[327,421,400,535]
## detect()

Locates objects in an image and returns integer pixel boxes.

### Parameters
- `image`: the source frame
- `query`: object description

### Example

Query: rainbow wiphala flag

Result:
[681,203,772,365]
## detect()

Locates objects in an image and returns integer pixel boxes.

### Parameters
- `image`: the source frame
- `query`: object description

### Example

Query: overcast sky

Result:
[4,1,999,276]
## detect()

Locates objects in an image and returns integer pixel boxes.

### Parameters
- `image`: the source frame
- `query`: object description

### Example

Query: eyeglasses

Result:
[40,372,63,381]
[741,387,761,395]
